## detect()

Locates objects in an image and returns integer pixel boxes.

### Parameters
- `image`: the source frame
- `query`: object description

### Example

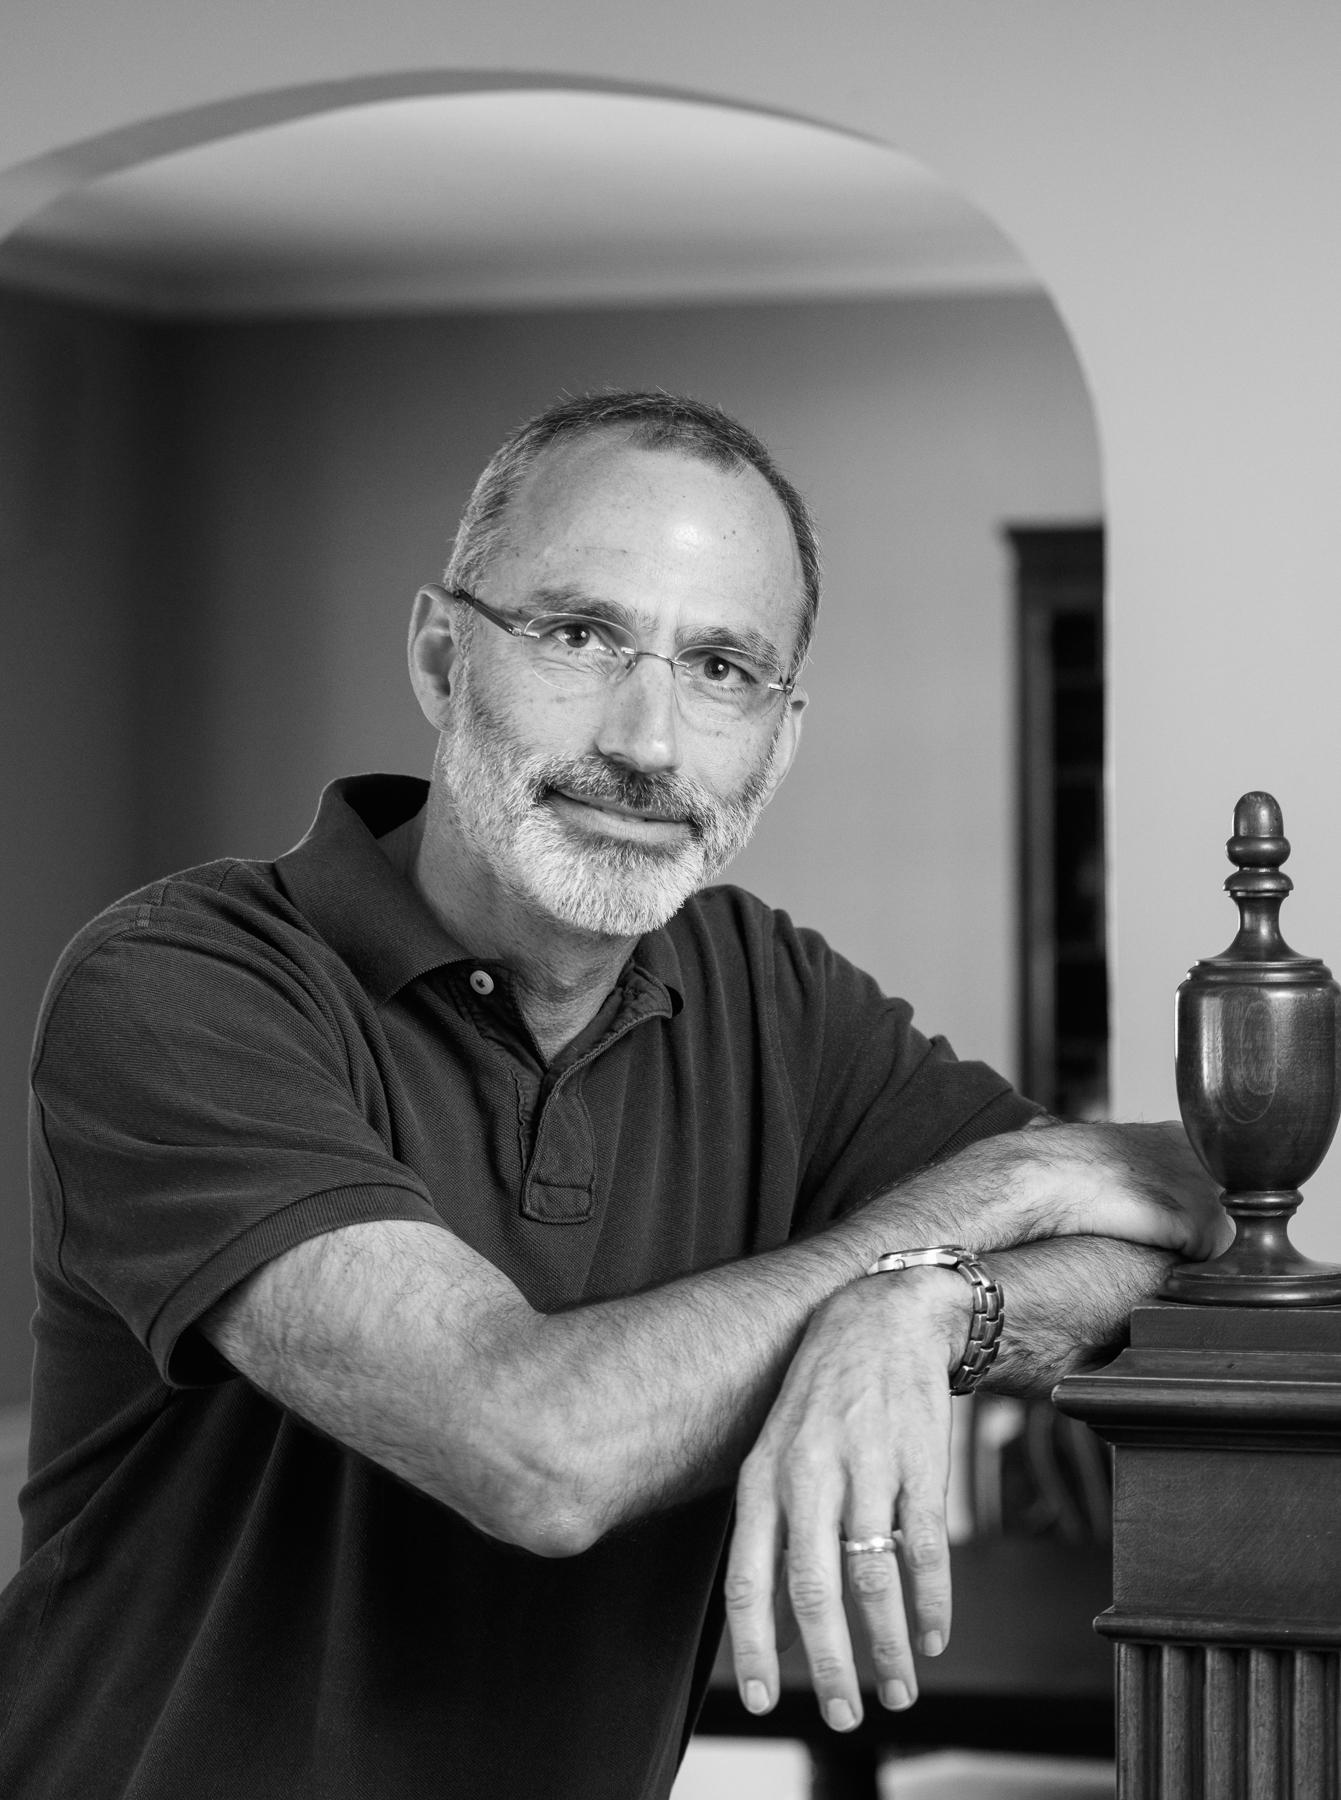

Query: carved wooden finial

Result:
[1230,789,1287,861]
[1161,792,1341,1305]
[1219,791,1298,965]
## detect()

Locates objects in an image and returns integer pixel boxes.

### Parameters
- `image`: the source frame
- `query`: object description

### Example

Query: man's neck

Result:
[384,799,635,1062]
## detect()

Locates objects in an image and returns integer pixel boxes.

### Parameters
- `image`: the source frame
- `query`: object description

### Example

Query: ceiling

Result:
[0,90,1037,318]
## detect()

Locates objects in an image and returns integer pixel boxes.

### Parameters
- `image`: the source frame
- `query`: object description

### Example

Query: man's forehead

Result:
[514,429,767,511]
[500,432,804,606]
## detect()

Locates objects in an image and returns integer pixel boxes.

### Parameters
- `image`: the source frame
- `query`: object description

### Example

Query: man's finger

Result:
[785,1516,863,1731]
[894,1496,952,1662]
[841,1529,916,1710]
[724,1480,783,1718]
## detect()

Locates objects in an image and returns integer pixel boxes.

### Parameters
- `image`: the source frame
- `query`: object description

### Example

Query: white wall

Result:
[5,1,1341,1250]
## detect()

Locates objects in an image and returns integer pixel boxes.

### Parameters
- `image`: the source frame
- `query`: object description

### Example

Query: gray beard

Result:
[436,667,782,938]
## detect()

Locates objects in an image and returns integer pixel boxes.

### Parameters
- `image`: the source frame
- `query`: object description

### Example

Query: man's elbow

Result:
[505,1503,604,1560]
[462,1439,611,1559]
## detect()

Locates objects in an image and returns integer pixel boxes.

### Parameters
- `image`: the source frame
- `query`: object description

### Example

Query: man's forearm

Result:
[204,1121,1219,1555]
[981,1234,1176,1394]
[548,1129,1214,1541]
[203,1143,1012,1558]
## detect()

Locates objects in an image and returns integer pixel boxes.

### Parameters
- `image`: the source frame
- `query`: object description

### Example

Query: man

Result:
[0,391,1221,1798]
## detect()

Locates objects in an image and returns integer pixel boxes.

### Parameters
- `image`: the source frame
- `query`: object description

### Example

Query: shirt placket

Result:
[449,959,673,1224]
[522,975,674,1224]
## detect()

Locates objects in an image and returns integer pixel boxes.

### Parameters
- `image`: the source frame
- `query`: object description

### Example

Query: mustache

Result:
[530,758,712,832]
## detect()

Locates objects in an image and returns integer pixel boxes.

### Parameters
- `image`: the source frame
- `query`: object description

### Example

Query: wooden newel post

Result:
[1056,793,1341,1798]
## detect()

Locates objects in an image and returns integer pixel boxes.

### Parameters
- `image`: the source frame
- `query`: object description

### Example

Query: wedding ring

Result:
[841,1534,901,1555]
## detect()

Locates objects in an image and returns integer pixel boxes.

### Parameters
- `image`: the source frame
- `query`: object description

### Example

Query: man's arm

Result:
[723,1233,1176,1731]
[201,1121,1221,1556]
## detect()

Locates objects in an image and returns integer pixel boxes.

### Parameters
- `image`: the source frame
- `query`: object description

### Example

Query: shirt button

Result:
[469,969,495,996]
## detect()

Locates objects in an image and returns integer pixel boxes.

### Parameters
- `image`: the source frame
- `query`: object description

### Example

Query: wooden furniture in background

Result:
[1057,793,1341,1796]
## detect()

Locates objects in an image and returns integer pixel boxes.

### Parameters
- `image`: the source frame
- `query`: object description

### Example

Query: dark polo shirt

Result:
[3,775,1037,1799]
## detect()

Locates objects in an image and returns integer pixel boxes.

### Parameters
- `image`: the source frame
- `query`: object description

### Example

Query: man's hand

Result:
[722,1211,1212,1733]
[832,1120,1226,1280]
[724,1268,965,1731]
[1010,1120,1229,1260]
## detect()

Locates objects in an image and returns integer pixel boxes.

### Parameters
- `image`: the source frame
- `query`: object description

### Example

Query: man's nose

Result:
[592,654,683,774]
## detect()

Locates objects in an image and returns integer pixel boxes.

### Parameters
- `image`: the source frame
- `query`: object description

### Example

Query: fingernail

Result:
[825,1698,857,1732]
[922,1630,944,1656]
[743,1680,770,1714]
[880,1680,912,1710]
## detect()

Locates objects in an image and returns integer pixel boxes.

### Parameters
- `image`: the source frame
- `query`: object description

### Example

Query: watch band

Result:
[865,1245,1004,1395]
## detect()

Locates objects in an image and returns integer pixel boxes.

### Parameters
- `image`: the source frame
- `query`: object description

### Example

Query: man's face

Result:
[434,435,807,939]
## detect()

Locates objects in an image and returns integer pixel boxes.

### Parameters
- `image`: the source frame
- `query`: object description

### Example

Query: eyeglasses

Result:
[422,583,800,724]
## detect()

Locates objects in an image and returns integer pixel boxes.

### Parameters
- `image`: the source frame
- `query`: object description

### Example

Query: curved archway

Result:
[0,68,950,237]
[1,77,1037,317]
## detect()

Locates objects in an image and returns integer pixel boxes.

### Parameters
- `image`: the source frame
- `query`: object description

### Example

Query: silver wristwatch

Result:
[865,1245,1004,1395]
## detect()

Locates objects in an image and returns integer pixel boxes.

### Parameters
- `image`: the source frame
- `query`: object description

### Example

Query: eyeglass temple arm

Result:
[417,583,534,641]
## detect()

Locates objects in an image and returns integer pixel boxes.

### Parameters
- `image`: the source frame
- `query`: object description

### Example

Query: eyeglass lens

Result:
[524,616,781,718]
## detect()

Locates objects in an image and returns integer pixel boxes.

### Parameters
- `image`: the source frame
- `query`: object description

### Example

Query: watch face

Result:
[870,1247,957,1274]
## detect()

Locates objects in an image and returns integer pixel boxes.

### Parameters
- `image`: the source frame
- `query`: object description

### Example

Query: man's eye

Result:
[682,649,760,688]
[533,617,613,654]
[553,622,593,651]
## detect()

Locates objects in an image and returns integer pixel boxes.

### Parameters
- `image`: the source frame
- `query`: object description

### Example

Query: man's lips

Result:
[545,788,693,841]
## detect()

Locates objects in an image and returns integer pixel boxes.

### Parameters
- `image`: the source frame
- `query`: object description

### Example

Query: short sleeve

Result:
[767,913,1043,1234]
[30,919,442,1386]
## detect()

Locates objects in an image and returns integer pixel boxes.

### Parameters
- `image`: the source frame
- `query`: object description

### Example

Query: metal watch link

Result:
[865,1245,1004,1395]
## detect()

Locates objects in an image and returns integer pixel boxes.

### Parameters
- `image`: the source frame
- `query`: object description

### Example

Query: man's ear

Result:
[408,582,463,730]
[761,689,807,803]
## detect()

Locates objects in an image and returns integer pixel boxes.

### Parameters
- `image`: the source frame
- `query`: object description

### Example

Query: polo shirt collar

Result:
[627,918,686,1018]
[275,774,684,1017]
[276,775,467,1004]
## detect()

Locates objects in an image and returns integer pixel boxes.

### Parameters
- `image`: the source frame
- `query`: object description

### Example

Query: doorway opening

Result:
[1010,524,1108,1118]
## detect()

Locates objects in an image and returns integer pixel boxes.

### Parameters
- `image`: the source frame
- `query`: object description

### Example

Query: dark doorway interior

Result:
[1008,525,1107,1118]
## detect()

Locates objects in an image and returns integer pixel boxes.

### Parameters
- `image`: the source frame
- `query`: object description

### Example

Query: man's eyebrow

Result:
[526,585,786,667]
[683,623,785,667]
[527,583,630,623]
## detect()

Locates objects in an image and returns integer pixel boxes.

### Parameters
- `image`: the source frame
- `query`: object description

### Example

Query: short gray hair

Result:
[445,390,821,670]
